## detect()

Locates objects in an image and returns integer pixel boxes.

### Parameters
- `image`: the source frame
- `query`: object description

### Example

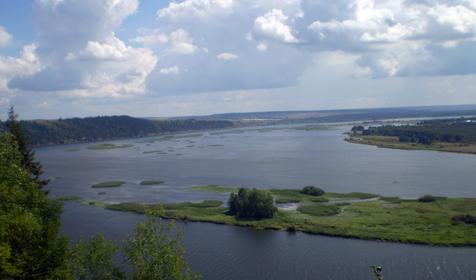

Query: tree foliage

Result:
[228,188,277,220]
[67,234,125,280]
[123,209,200,280]
[0,133,68,279]
[5,106,48,188]
[7,115,233,146]
[360,118,476,145]
[301,186,325,196]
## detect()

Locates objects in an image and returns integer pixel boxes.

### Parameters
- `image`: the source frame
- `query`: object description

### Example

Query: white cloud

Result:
[253,9,299,43]
[429,4,476,34]
[216,52,239,60]
[0,26,11,47]
[131,29,168,46]
[256,42,268,51]
[160,65,180,75]
[158,0,234,20]
[169,28,198,55]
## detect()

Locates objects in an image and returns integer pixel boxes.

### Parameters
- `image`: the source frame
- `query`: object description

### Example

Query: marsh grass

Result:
[91,181,125,188]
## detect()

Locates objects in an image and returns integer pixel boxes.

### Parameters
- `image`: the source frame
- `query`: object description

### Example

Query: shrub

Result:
[417,195,436,203]
[451,215,476,225]
[228,188,277,220]
[301,186,325,196]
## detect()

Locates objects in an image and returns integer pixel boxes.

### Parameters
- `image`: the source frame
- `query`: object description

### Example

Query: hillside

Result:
[5,116,233,146]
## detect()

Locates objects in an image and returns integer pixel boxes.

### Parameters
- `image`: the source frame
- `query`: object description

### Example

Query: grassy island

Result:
[139,180,164,186]
[100,185,476,246]
[91,181,125,188]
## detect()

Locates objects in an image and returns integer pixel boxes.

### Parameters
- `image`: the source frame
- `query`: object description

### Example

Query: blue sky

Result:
[1,0,476,119]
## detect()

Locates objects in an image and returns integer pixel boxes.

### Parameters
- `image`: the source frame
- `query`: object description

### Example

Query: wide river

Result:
[37,125,476,279]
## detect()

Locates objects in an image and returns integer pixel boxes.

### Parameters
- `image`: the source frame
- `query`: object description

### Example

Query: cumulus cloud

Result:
[168,28,198,55]
[253,9,299,43]
[0,26,11,47]
[217,52,239,60]
[158,0,234,20]
[130,29,168,46]
[8,0,157,98]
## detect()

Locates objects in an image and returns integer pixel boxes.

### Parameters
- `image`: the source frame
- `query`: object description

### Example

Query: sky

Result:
[1,0,476,119]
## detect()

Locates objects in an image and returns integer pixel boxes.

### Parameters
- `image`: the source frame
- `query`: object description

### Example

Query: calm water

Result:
[37,125,476,279]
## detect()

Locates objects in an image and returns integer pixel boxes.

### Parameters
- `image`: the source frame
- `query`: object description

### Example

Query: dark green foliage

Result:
[371,265,384,280]
[418,195,436,203]
[362,118,476,145]
[67,234,125,280]
[301,185,325,196]
[5,106,48,188]
[0,133,68,279]
[451,215,476,225]
[228,188,277,220]
[123,210,200,280]
[7,115,233,146]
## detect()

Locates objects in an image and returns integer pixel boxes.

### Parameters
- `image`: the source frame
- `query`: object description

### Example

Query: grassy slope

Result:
[100,186,476,246]
[347,135,476,155]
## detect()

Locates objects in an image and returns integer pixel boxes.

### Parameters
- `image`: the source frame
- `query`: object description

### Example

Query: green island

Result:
[91,181,125,188]
[139,180,164,186]
[87,143,133,150]
[347,118,476,155]
[96,185,476,246]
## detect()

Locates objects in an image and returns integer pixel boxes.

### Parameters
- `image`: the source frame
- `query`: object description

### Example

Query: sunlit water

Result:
[36,125,476,279]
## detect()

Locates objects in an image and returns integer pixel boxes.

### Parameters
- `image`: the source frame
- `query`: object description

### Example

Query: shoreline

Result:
[346,135,476,155]
[68,186,476,247]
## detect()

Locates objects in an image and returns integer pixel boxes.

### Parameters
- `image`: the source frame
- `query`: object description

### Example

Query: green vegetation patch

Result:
[56,195,81,202]
[87,143,133,150]
[65,148,80,152]
[297,204,341,216]
[293,125,334,131]
[91,181,125,188]
[190,185,238,193]
[139,180,164,186]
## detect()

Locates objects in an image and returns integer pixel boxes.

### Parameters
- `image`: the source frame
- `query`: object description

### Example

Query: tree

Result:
[0,133,68,279]
[123,208,200,280]
[301,186,325,196]
[5,106,49,188]
[67,234,125,280]
[228,188,277,220]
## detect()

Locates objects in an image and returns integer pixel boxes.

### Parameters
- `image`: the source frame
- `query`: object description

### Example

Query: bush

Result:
[418,195,436,203]
[301,186,325,196]
[452,215,476,225]
[228,188,277,220]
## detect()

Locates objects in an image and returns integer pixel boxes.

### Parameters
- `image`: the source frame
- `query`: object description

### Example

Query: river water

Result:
[36,125,476,279]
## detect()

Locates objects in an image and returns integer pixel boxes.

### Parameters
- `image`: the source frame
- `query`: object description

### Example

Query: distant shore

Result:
[346,135,476,155]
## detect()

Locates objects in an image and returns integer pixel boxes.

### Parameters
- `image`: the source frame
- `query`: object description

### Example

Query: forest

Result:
[359,118,476,145]
[0,115,233,146]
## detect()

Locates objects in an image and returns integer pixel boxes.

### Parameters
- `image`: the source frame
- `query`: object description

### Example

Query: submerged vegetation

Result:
[87,143,133,150]
[91,181,125,188]
[139,180,164,186]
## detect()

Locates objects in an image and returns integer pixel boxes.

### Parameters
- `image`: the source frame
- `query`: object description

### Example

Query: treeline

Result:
[0,108,199,279]
[1,115,233,146]
[358,118,476,145]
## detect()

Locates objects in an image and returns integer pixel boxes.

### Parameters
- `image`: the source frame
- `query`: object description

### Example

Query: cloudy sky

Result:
[1,0,476,119]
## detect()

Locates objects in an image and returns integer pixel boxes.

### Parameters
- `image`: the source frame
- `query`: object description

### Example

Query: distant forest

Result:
[360,118,476,144]
[0,116,233,146]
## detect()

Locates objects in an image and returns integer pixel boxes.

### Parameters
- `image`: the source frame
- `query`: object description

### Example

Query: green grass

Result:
[91,181,125,188]
[293,125,334,131]
[65,148,80,152]
[297,204,341,216]
[87,143,133,150]
[139,180,164,186]
[100,186,476,245]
